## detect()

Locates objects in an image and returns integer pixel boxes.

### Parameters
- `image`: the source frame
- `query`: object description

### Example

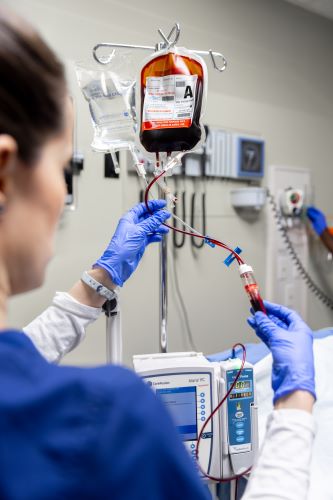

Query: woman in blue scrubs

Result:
[0,7,316,500]
[0,8,210,499]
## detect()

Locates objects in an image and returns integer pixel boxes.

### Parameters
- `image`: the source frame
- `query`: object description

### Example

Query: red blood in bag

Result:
[140,52,204,153]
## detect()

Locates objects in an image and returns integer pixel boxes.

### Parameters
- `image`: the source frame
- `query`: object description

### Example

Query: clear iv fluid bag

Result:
[139,49,207,154]
[76,63,135,153]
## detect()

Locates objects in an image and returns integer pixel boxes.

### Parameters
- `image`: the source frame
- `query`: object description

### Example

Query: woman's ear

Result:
[0,135,18,208]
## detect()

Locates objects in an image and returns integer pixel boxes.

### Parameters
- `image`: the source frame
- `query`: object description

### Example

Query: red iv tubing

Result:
[144,172,265,482]
[144,169,244,264]
[197,343,252,482]
[144,168,266,314]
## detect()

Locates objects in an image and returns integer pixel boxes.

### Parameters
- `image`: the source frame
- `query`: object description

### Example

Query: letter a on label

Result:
[184,85,193,98]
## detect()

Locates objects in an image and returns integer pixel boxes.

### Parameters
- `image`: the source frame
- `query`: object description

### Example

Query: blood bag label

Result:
[142,74,198,131]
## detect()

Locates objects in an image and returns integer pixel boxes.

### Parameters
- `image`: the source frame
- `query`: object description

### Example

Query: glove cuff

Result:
[273,383,316,405]
[92,262,123,287]
[317,225,328,236]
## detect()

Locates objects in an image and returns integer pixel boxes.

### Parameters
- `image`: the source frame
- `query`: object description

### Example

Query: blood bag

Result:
[138,47,207,156]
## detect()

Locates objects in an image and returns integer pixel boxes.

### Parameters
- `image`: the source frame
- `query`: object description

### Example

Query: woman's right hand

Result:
[247,301,316,407]
[93,200,170,287]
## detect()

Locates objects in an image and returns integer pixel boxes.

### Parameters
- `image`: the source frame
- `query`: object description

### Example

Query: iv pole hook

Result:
[209,49,227,72]
[157,22,180,49]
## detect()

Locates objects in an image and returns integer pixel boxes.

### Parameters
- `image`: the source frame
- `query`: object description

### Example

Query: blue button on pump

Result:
[201,405,205,409]
[236,429,245,436]
[201,417,205,421]
[235,422,244,429]
[201,411,205,415]
[201,399,205,403]
[236,436,245,443]
[200,393,205,397]
[191,444,195,449]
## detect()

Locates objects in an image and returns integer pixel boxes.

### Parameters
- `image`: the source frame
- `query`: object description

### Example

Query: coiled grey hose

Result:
[267,190,333,311]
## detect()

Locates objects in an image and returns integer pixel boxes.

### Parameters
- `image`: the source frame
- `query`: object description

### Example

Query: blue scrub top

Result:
[0,331,210,500]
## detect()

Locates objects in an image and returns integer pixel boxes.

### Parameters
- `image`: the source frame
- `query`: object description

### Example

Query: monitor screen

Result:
[240,139,263,173]
[156,386,198,441]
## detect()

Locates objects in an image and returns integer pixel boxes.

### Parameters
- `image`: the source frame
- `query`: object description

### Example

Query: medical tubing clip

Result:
[224,247,243,267]
[204,236,215,248]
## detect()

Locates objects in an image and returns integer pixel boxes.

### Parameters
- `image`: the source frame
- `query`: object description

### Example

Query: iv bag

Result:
[137,46,207,158]
[76,54,136,153]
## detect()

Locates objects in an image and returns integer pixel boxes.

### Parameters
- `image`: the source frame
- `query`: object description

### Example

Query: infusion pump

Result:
[133,352,258,479]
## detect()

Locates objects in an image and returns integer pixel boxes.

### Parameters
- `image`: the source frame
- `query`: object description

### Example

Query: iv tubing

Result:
[196,343,252,482]
[144,170,244,264]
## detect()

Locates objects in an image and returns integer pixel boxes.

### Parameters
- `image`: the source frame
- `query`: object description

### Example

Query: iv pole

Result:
[159,187,168,353]
[94,23,227,361]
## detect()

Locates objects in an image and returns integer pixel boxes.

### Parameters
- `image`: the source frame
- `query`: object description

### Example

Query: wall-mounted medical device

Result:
[126,127,264,182]
[133,352,258,480]
[205,130,265,180]
[230,187,267,212]
[280,187,304,217]
[64,152,84,209]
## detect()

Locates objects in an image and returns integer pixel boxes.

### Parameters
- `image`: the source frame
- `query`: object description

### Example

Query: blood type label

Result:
[142,74,198,131]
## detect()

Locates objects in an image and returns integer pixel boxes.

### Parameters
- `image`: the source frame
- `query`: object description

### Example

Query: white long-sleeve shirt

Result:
[242,410,315,499]
[23,292,316,499]
[23,291,102,363]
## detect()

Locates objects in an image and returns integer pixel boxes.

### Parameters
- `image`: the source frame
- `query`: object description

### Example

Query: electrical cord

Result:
[267,190,333,310]
[191,192,206,249]
[173,191,186,249]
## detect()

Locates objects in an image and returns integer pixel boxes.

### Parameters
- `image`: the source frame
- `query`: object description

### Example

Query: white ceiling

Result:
[284,0,333,21]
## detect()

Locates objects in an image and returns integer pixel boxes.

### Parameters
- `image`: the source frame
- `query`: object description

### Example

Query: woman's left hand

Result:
[247,301,316,405]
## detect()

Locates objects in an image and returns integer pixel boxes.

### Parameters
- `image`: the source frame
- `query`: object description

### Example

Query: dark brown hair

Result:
[0,8,67,164]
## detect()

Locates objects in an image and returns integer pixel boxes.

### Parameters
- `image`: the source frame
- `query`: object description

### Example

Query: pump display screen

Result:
[156,386,197,441]
[229,379,253,399]
[235,381,251,389]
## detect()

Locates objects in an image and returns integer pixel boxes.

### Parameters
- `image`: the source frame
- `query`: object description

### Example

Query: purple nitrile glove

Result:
[306,206,327,236]
[93,200,170,287]
[247,300,315,404]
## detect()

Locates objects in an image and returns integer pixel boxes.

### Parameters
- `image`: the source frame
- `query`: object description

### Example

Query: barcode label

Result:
[177,113,191,118]
[162,96,174,101]
[176,81,186,87]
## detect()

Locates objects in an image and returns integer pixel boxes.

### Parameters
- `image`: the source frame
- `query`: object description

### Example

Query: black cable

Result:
[267,190,333,310]
[173,191,186,249]
[191,192,206,249]
[202,124,209,177]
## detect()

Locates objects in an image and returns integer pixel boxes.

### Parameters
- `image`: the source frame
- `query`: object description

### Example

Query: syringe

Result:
[239,264,266,314]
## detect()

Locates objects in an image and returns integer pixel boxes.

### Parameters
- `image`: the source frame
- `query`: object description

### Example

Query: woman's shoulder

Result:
[0,329,160,426]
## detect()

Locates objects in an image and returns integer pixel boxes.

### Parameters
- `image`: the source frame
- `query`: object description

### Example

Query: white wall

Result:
[5,0,333,366]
